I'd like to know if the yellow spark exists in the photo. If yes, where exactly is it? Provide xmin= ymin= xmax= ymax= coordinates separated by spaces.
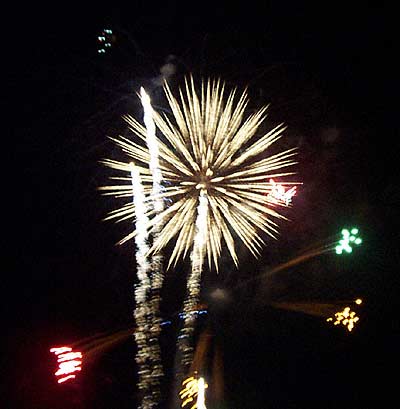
xmin=326 ymin=306 xmax=360 ymax=332
xmin=100 ymin=76 xmax=299 ymax=271
xmin=180 ymin=376 xmax=208 ymax=409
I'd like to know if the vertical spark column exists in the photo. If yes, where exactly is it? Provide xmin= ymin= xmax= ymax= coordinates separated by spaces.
xmin=196 ymin=377 xmax=207 ymax=409
xmin=178 ymin=189 xmax=209 ymax=371
xmin=140 ymin=88 xmax=165 ymax=398
xmin=130 ymin=163 xmax=154 ymax=409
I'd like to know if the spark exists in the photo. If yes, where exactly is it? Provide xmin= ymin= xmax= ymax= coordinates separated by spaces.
xmin=50 ymin=346 xmax=83 ymax=384
xmin=197 ymin=377 xmax=207 ymax=409
xmin=335 ymin=227 xmax=362 ymax=255
xmin=326 ymin=302 xmax=361 ymax=332
xmin=267 ymin=178 xmax=297 ymax=206
xmin=270 ymin=298 xmax=363 ymax=330
xmin=100 ymin=76 xmax=299 ymax=272
xmin=180 ymin=375 xmax=208 ymax=409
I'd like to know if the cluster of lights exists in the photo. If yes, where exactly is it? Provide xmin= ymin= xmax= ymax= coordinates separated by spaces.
xmin=267 ymin=178 xmax=296 ymax=206
xmin=335 ymin=228 xmax=362 ymax=254
xmin=97 ymin=29 xmax=113 ymax=54
xmin=326 ymin=299 xmax=362 ymax=332
xmin=50 ymin=346 xmax=82 ymax=384
xmin=180 ymin=375 xmax=208 ymax=409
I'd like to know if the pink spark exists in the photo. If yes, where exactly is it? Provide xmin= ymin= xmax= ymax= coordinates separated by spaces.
xmin=267 ymin=179 xmax=297 ymax=206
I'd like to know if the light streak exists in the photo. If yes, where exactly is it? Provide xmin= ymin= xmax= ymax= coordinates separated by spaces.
xmin=50 ymin=346 xmax=83 ymax=384
xmin=50 ymin=347 xmax=72 ymax=355
xmin=178 ymin=190 xmax=209 ymax=369
xmin=130 ymin=163 xmax=153 ymax=407
xmin=180 ymin=375 xmax=208 ymax=409
xmin=140 ymin=88 xmax=164 ymax=397
xmin=57 ymin=374 xmax=77 ymax=384
xmin=196 ymin=377 xmax=207 ymax=409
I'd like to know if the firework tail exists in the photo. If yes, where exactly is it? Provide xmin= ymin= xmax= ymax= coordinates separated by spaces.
xmin=177 ymin=190 xmax=209 ymax=374
xmin=140 ymin=87 xmax=165 ymax=400
xmin=130 ymin=163 xmax=156 ymax=409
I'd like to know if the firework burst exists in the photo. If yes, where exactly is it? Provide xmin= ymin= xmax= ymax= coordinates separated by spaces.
xmin=100 ymin=76 xmax=299 ymax=384
xmin=100 ymin=76 xmax=299 ymax=271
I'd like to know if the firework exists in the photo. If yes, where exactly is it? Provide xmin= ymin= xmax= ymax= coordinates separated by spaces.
xmin=129 ymin=163 xmax=157 ymax=409
xmin=270 ymin=298 xmax=363 ymax=332
xmin=177 ymin=190 xmax=209 ymax=367
xmin=100 ymin=76 xmax=298 ymax=271
xmin=140 ymin=88 xmax=164 ymax=398
xmin=335 ymin=228 xmax=362 ymax=255
xmin=267 ymin=178 xmax=296 ymax=205
xmin=100 ymin=76 xmax=299 ymax=380
xmin=180 ymin=375 xmax=208 ymax=409
xmin=326 ymin=300 xmax=362 ymax=332
xmin=50 ymin=347 xmax=83 ymax=384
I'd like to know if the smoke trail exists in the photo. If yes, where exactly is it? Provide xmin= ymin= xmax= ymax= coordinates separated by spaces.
xmin=140 ymin=88 xmax=165 ymax=398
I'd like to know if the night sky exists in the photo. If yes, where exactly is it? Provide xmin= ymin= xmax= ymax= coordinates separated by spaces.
xmin=7 ymin=3 xmax=399 ymax=408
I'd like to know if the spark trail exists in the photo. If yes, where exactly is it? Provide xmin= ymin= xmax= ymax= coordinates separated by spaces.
xmin=177 ymin=190 xmax=209 ymax=371
xmin=130 ymin=163 xmax=154 ymax=409
xmin=140 ymin=88 xmax=164 ymax=399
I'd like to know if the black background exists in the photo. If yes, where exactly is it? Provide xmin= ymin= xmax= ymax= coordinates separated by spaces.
xmin=7 ymin=3 xmax=399 ymax=408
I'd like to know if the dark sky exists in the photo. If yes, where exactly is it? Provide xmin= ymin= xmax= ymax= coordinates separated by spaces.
xmin=7 ymin=3 xmax=399 ymax=408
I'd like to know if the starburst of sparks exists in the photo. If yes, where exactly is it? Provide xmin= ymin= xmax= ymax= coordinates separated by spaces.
xmin=100 ymin=76 xmax=299 ymax=271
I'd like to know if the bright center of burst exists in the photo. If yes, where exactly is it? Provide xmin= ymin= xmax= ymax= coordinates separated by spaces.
xmin=195 ymin=168 xmax=214 ymax=190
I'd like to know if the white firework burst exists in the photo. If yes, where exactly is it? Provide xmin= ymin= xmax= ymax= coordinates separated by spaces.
xmin=100 ymin=76 xmax=298 ymax=271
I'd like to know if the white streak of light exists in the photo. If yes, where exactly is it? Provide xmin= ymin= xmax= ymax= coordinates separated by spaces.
xmin=131 ymin=163 xmax=151 ymax=298
xmin=179 ymin=190 xmax=209 ymax=367
xmin=196 ymin=377 xmax=207 ymax=409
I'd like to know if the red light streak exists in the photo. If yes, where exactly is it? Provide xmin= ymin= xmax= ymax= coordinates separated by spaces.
xmin=57 ymin=351 xmax=82 ymax=362
xmin=50 ymin=347 xmax=72 ymax=354
xmin=50 ymin=346 xmax=83 ymax=384
xmin=57 ymin=374 xmax=76 ymax=384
